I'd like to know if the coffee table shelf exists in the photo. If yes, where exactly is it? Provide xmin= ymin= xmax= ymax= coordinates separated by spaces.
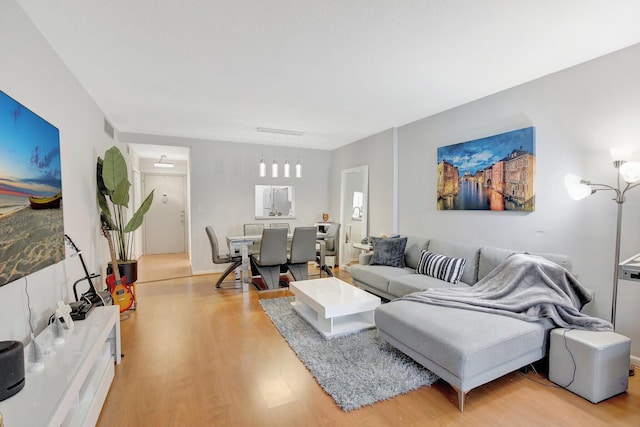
xmin=290 ymin=277 xmax=381 ymax=338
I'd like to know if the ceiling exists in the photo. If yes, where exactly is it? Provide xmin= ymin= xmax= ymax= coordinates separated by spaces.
xmin=17 ymin=0 xmax=640 ymax=151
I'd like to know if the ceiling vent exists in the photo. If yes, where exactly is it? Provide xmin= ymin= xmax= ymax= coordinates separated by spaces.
xmin=103 ymin=118 xmax=114 ymax=139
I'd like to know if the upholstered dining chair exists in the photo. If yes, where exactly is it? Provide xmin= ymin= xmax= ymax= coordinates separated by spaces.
xmin=269 ymin=222 xmax=291 ymax=232
xmin=316 ymin=223 xmax=340 ymax=276
xmin=270 ymin=222 xmax=292 ymax=254
xmin=205 ymin=226 xmax=242 ymax=289
xmin=243 ymin=223 xmax=264 ymax=235
xmin=286 ymin=227 xmax=317 ymax=281
xmin=250 ymin=228 xmax=288 ymax=290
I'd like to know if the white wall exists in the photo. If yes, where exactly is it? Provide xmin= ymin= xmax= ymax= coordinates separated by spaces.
xmin=0 ymin=0 xmax=115 ymax=341
xmin=331 ymin=129 xmax=395 ymax=238
xmin=118 ymin=132 xmax=332 ymax=274
xmin=395 ymin=43 xmax=640 ymax=359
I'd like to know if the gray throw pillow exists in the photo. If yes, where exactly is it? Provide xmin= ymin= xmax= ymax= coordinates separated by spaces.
xmin=369 ymin=237 xmax=408 ymax=268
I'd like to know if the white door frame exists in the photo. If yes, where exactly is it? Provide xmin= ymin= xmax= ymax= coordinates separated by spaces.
xmin=142 ymin=172 xmax=189 ymax=254
xmin=339 ymin=165 xmax=369 ymax=270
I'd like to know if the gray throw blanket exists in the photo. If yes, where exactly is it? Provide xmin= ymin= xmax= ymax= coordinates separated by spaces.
xmin=400 ymin=253 xmax=613 ymax=331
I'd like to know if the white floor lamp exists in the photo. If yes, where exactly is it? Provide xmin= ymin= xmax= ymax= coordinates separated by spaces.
xmin=565 ymin=148 xmax=640 ymax=329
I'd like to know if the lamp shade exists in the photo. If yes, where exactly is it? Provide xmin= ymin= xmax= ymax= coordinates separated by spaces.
xmin=620 ymin=161 xmax=640 ymax=183
xmin=272 ymin=159 xmax=278 ymax=178
xmin=610 ymin=147 xmax=632 ymax=162
xmin=259 ymin=159 xmax=266 ymax=177
xmin=284 ymin=160 xmax=290 ymax=178
xmin=295 ymin=160 xmax=302 ymax=178
xmin=564 ymin=173 xmax=593 ymax=200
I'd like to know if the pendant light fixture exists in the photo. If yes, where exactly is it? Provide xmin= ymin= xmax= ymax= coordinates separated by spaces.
xmin=257 ymin=127 xmax=304 ymax=178
xmin=295 ymin=134 xmax=302 ymax=178
xmin=284 ymin=159 xmax=290 ymax=177
xmin=271 ymin=133 xmax=278 ymax=178
xmin=258 ymin=131 xmax=266 ymax=177
xmin=283 ymin=134 xmax=291 ymax=177
xmin=296 ymin=159 xmax=302 ymax=178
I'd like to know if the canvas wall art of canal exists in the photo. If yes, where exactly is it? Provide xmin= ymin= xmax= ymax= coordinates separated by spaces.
xmin=437 ymin=127 xmax=535 ymax=211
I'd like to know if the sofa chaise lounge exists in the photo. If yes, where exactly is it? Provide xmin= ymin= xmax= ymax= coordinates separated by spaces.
xmin=350 ymin=237 xmax=605 ymax=411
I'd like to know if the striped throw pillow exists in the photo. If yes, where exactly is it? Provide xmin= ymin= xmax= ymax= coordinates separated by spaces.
xmin=416 ymin=250 xmax=466 ymax=284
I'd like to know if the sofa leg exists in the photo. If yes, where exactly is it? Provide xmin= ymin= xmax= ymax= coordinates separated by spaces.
xmin=452 ymin=386 xmax=465 ymax=412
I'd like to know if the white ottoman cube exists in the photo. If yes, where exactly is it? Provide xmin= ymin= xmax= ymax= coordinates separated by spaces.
xmin=549 ymin=328 xmax=631 ymax=403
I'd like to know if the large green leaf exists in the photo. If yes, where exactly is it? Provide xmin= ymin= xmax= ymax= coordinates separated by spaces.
xmin=102 ymin=146 xmax=128 ymax=194
xmin=124 ymin=190 xmax=155 ymax=233
xmin=96 ymin=157 xmax=111 ymax=196
xmin=97 ymin=189 xmax=112 ymax=220
xmin=111 ymin=177 xmax=131 ymax=207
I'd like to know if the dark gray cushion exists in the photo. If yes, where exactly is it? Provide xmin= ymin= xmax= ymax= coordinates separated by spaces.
xmin=370 ymin=237 xmax=408 ymax=268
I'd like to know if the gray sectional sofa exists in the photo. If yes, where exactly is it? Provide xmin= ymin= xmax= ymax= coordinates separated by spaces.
xmin=349 ymin=237 xmax=575 ymax=411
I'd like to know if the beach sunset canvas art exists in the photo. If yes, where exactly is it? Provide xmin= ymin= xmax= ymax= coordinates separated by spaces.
xmin=0 ymin=90 xmax=64 ymax=287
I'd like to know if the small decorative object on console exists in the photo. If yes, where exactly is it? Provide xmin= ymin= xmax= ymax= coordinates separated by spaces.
xmin=55 ymin=301 xmax=74 ymax=330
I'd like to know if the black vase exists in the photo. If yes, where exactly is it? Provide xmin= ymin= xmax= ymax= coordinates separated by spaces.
xmin=107 ymin=261 xmax=138 ymax=284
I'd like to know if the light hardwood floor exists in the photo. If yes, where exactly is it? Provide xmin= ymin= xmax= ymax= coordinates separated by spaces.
xmin=136 ymin=253 xmax=192 ymax=283
xmin=97 ymin=264 xmax=640 ymax=426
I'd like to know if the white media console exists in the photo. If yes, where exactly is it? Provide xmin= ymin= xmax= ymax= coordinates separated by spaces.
xmin=0 ymin=306 xmax=121 ymax=426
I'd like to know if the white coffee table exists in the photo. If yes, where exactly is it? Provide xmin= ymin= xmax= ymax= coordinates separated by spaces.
xmin=289 ymin=277 xmax=381 ymax=338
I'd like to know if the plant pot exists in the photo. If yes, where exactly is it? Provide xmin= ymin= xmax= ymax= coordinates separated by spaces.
xmin=107 ymin=260 xmax=138 ymax=284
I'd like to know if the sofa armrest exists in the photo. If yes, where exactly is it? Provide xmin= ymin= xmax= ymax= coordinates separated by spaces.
xmin=359 ymin=253 xmax=374 ymax=265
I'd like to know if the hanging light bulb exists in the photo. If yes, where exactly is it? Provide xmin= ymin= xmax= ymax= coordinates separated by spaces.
xmin=283 ymin=134 xmax=290 ymax=178
xmin=284 ymin=159 xmax=290 ymax=177
xmin=295 ymin=133 xmax=302 ymax=178
xmin=259 ymin=158 xmax=266 ymax=177
xmin=258 ymin=130 xmax=266 ymax=177
xmin=272 ymin=158 xmax=278 ymax=177
xmin=296 ymin=160 xmax=302 ymax=178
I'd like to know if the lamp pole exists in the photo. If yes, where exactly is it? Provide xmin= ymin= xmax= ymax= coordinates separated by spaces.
xmin=611 ymin=199 xmax=623 ymax=329
xmin=574 ymin=160 xmax=637 ymax=330
xmin=567 ymin=151 xmax=640 ymax=330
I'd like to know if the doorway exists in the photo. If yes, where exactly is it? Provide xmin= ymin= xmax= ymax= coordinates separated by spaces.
xmin=339 ymin=165 xmax=369 ymax=269
xmin=143 ymin=174 xmax=187 ymax=254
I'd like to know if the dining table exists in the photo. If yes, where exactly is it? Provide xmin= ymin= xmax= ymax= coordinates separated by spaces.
xmin=226 ymin=232 xmax=329 ymax=291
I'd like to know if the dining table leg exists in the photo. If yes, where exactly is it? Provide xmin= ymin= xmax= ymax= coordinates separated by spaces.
xmin=318 ymin=240 xmax=326 ymax=277
xmin=241 ymin=244 xmax=249 ymax=292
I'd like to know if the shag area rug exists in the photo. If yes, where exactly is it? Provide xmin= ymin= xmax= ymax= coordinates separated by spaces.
xmin=259 ymin=297 xmax=439 ymax=411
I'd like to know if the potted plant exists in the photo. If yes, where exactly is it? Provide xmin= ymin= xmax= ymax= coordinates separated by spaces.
xmin=97 ymin=145 xmax=154 ymax=283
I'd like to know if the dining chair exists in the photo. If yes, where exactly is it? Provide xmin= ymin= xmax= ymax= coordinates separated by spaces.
xmin=250 ymin=228 xmax=288 ymax=290
xmin=269 ymin=222 xmax=291 ymax=232
xmin=243 ymin=223 xmax=264 ymax=255
xmin=244 ymin=223 xmax=264 ymax=235
xmin=270 ymin=222 xmax=292 ymax=255
xmin=286 ymin=227 xmax=318 ymax=281
xmin=205 ymin=226 xmax=242 ymax=289
xmin=317 ymin=223 xmax=340 ymax=276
